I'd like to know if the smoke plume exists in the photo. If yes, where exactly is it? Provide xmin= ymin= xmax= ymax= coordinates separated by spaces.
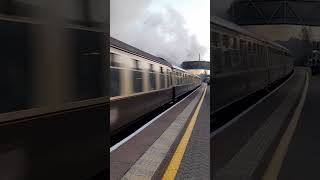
xmin=110 ymin=0 xmax=207 ymax=66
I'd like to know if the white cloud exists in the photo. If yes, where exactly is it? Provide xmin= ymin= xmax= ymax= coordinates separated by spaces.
xmin=110 ymin=0 xmax=210 ymax=65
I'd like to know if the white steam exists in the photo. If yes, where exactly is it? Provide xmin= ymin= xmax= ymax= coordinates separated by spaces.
xmin=110 ymin=0 xmax=207 ymax=66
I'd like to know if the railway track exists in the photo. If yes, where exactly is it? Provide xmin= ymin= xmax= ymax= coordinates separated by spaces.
xmin=211 ymin=71 xmax=294 ymax=135
xmin=110 ymin=86 xmax=201 ymax=150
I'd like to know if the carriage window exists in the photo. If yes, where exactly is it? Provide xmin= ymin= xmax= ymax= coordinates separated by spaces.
xmin=149 ymin=73 xmax=156 ymax=91
xmin=0 ymin=18 xmax=34 ymax=113
xmin=180 ymin=73 xmax=183 ymax=84
xmin=110 ymin=53 xmax=121 ymax=96
xmin=222 ymin=35 xmax=229 ymax=48
xmin=212 ymin=32 xmax=220 ymax=47
xmin=110 ymin=53 xmax=121 ymax=67
xmin=0 ymin=1 xmax=106 ymax=112
xmin=132 ymin=60 xmax=143 ymax=93
xmin=181 ymin=73 xmax=184 ymax=84
xmin=111 ymin=66 xmax=121 ymax=97
xmin=134 ymin=59 xmax=140 ymax=70
xmin=240 ymin=40 xmax=246 ymax=53
xmin=169 ymin=72 xmax=172 ymax=86
xmin=233 ymin=37 xmax=238 ymax=49
xmin=149 ymin=63 xmax=154 ymax=72
xmin=166 ymin=69 xmax=170 ymax=87
xmin=182 ymin=73 xmax=186 ymax=84
xmin=149 ymin=64 xmax=156 ymax=90
xmin=248 ymin=42 xmax=251 ymax=53
xmin=160 ymin=67 xmax=165 ymax=89
xmin=175 ymin=72 xmax=179 ymax=85
xmin=182 ymin=73 xmax=184 ymax=84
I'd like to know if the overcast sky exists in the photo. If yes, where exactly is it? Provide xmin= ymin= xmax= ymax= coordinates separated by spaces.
xmin=111 ymin=0 xmax=210 ymax=65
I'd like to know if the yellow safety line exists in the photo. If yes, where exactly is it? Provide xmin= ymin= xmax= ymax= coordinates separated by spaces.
xmin=262 ymin=72 xmax=309 ymax=180
xmin=162 ymin=85 xmax=207 ymax=180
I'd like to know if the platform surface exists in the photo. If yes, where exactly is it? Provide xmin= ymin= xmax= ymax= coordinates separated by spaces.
xmin=175 ymin=85 xmax=210 ymax=179
xmin=110 ymin=85 xmax=209 ymax=179
xmin=279 ymin=73 xmax=320 ymax=179
xmin=211 ymin=68 xmax=308 ymax=180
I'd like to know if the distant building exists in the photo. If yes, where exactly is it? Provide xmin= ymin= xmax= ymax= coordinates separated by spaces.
xmin=181 ymin=61 xmax=210 ymax=80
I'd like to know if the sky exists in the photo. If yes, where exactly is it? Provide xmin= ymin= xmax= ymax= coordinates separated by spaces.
xmin=110 ymin=0 xmax=210 ymax=66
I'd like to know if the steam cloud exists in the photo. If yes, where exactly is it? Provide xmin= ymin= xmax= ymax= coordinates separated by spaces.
xmin=110 ymin=0 xmax=207 ymax=66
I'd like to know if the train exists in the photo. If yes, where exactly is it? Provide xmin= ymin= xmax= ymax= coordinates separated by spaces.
xmin=0 ymin=1 xmax=107 ymax=179
xmin=211 ymin=16 xmax=294 ymax=114
xmin=110 ymin=37 xmax=202 ymax=135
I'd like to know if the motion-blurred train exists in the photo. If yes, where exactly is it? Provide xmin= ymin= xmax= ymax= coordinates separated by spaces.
xmin=110 ymin=37 xmax=202 ymax=135
xmin=0 ymin=1 xmax=107 ymax=179
xmin=211 ymin=16 xmax=294 ymax=114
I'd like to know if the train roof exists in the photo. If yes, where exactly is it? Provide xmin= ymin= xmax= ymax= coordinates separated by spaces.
xmin=110 ymin=37 xmax=172 ymax=67
xmin=172 ymin=65 xmax=201 ymax=78
xmin=172 ymin=65 xmax=188 ymax=72
xmin=211 ymin=16 xmax=290 ymax=53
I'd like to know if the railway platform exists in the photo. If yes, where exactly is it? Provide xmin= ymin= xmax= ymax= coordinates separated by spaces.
xmin=277 ymin=69 xmax=320 ymax=179
xmin=212 ymin=67 xmax=310 ymax=180
xmin=110 ymin=84 xmax=209 ymax=179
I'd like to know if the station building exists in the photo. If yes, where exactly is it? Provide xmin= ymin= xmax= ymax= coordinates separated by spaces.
xmin=181 ymin=61 xmax=210 ymax=80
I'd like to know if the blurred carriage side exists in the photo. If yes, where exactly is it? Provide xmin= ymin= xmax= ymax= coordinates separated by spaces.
xmin=211 ymin=16 xmax=294 ymax=114
xmin=0 ymin=1 xmax=108 ymax=179
xmin=110 ymin=37 xmax=201 ymax=135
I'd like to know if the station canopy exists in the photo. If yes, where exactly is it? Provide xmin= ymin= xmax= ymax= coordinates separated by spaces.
xmin=230 ymin=0 xmax=320 ymax=26
xmin=181 ymin=61 xmax=210 ymax=70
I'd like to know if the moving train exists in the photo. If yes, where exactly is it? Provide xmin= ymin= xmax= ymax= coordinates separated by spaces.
xmin=211 ymin=16 xmax=294 ymax=114
xmin=110 ymin=37 xmax=201 ymax=135
xmin=0 ymin=1 xmax=107 ymax=179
